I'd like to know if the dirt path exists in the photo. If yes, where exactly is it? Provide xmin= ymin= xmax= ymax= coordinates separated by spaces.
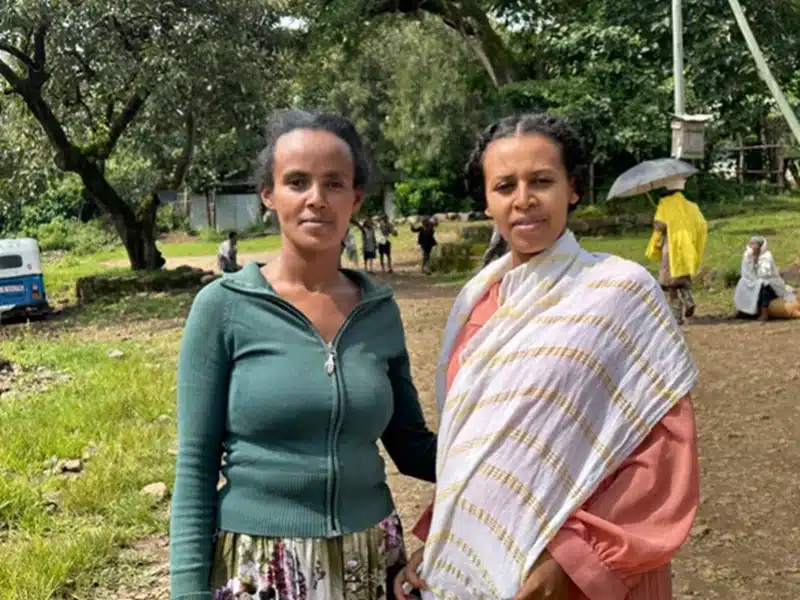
xmin=90 ymin=264 xmax=800 ymax=600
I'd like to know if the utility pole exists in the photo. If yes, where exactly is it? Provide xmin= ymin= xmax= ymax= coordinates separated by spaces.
xmin=727 ymin=0 xmax=800 ymax=146
xmin=672 ymin=0 xmax=685 ymax=116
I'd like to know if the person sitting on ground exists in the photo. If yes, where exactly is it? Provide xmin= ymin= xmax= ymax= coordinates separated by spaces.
xmin=734 ymin=236 xmax=796 ymax=322
xmin=410 ymin=218 xmax=438 ymax=274
xmin=376 ymin=214 xmax=398 ymax=273
xmin=217 ymin=231 xmax=241 ymax=273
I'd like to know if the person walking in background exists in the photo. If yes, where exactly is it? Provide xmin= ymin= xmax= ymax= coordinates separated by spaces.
xmin=377 ymin=214 xmax=398 ymax=273
xmin=410 ymin=218 xmax=437 ymax=274
xmin=395 ymin=113 xmax=699 ymax=600
xmin=217 ymin=231 xmax=241 ymax=273
xmin=645 ymin=180 xmax=707 ymax=324
xmin=171 ymin=110 xmax=437 ymax=600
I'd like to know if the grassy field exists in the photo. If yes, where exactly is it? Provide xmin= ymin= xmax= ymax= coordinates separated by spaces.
xmin=1 ymin=197 xmax=799 ymax=599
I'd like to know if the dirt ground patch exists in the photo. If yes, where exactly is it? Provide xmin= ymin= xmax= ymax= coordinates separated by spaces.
xmin=89 ymin=251 xmax=800 ymax=600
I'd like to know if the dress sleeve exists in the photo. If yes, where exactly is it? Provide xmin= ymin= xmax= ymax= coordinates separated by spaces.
xmin=170 ymin=285 xmax=232 ymax=600
xmin=381 ymin=302 xmax=437 ymax=483
xmin=547 ymin=396 xmax=699 ymax=600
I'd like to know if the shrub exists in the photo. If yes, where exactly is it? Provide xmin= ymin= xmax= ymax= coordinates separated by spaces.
xmin=156 ymin=203 xmax=190 ymax=234
xmin=430 ymin=241 xmax=477 ymax=273
xmin=28 ymin=217 xmax=117 ymax=255
xmin=197 ymin=227 xmax=226 ymax=243
xmin=393 ymin=179 xmax=471 ymax=216
xmin=459 ymin=224 xmax=494 ymax=243
xmin=572 ymin=204 xmax=607 ymax=219
xmin=723 ymin=268 xmax=740 ymax=289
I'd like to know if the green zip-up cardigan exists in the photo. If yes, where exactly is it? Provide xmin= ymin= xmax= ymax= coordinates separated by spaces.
xmin=170 ymin=263 xmax=437 ymax=600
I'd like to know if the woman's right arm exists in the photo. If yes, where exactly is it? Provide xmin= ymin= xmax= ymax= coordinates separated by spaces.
xmin=170 ymin=285 xmax=232 ymax=600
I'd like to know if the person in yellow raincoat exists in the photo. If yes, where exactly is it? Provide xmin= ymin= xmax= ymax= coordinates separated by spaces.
xmin=645 ymin=180 xmax=708 ymax=324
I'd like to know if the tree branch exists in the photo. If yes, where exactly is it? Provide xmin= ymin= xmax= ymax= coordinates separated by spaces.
xmin=0 ymin=42 xmax=36 ymax=72
xmin=67 ymin=48 xmax=96 ymax=79
xmin=73 ymin=82 xmax=97 ymax=132
xmin=33 ymin=22 xmax=48 ymax=70
xmin=349 ymin=0 xmax=517 ymax=86
xmin=102 ymin=90 xmax=150 ymax=157
xmin=105 ymin=101 xmax=115 ymax=127
xmin=166 ymin=103 xmax=197 ymax=189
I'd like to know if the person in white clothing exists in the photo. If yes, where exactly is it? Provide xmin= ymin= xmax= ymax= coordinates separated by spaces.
xmin=733 ymin=236 xmax=795 ymax=322
xmin=217 ymin=231 xmax=240 ymax=273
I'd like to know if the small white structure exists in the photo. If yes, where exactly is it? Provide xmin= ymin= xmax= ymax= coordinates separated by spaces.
xmin=671 ymin=114 xmax=713 ymax=160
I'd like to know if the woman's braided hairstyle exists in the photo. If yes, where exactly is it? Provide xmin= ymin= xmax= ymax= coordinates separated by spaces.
xmin=465 ymin=113 xmax=588 ymax=266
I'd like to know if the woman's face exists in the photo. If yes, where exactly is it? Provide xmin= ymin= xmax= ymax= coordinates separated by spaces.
xmin=262 ymin=129 xmax=362 ymax=254
xmin=482 ymin=133 xmax=578 ymax=265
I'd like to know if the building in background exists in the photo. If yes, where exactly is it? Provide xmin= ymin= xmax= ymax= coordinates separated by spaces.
xmin=161 ymin=180 xmax=263 ymax=233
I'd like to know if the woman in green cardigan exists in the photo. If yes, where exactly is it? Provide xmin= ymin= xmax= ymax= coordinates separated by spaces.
xmin=170 ymin=110 xmax=437 ymax=600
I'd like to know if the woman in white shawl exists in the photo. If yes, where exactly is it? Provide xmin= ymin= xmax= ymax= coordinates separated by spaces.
xmin=395 ymin=114 xmax=699 ymax=600
xmin=734 ymin=236 xmax=796 ymax=321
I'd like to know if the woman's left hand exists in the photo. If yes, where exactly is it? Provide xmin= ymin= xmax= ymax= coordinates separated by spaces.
xmin=513 ymin=550 xmax=570 ymax=600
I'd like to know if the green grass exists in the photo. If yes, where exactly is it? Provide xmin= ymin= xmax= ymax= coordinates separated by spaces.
xmin=0 ymin=331 xmax=178 ymax=598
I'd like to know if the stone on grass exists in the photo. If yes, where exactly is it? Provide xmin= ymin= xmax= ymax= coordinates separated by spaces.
xmin=57 ymin=458 xmax=83 ymax=474
xmin=141 ymin=482 xmax=169 ymax=505
xmin=43 ymin=490 xmax=63 ymax=513
xmin=107 ymin=349 xmax=125 ymax=359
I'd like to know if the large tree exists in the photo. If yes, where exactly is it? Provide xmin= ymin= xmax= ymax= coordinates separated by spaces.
xmin=0 ymin=0 xmax=288 ymax=268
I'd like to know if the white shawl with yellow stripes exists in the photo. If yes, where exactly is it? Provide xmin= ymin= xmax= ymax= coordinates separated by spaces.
xmin=420 ymin=230 xmax=697 ymax=599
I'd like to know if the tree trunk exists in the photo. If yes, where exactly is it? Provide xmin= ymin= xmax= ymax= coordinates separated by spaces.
xmin=74 ymin=158 xmax=164 ymax=270
xmin=119 ymin=216 xmax=165 ymax=270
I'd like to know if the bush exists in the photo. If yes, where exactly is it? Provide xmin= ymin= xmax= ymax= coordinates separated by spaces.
xmin=393 ymin=178 xmax=470 ymax=216
xmin=723 ymin=268 xmax=740 ymax=289
xmin=197 ymin=227 xmax=226 ymax=243
xmin=156 ymin=203 xmax=190 ymax=234
xmin=28 ymin=217 xmax=117 ymax=255
xmin=430 ymin=241 xmax=477 ymax=273
xmin=572 ymin=204 xmax=607 ymax=219
xmin=459 ymin=224 xmax=495 ymax=243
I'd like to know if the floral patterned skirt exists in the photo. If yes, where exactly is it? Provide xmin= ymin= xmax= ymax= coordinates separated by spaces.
xmin=211 ymin=513 xmax=406 ymax=600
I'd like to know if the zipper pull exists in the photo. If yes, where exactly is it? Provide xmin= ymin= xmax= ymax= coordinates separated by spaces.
xmin=325 ymin=346 xmax=336 ymax=375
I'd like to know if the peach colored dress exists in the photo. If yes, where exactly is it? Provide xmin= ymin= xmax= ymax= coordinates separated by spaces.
xmin=414 ymin=282 xmax=699 ymax=600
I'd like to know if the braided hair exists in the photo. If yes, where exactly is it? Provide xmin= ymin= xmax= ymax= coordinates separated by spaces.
xmin=465 ymin=114 xmax=588 ymax=266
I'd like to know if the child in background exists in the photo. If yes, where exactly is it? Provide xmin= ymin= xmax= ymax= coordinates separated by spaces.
xmin=376 ymin=214 xmax=398 ymax=274
xmin=360 ymin=218 xmax=377 ymax=272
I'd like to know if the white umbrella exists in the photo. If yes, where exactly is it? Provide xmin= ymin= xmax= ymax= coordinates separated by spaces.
xmin=607 ymin=158 xmax=698 ymax=200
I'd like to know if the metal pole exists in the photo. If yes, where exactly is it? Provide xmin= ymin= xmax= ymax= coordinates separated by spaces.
xmin=672 ymin=0 xmax=685 ymax=116
xmin=727 ymin=0 xmax=800 ymax=146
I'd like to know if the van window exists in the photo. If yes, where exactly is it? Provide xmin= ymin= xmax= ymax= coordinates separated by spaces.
xmin=0 ymin=254 xmax=23 ymax=270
